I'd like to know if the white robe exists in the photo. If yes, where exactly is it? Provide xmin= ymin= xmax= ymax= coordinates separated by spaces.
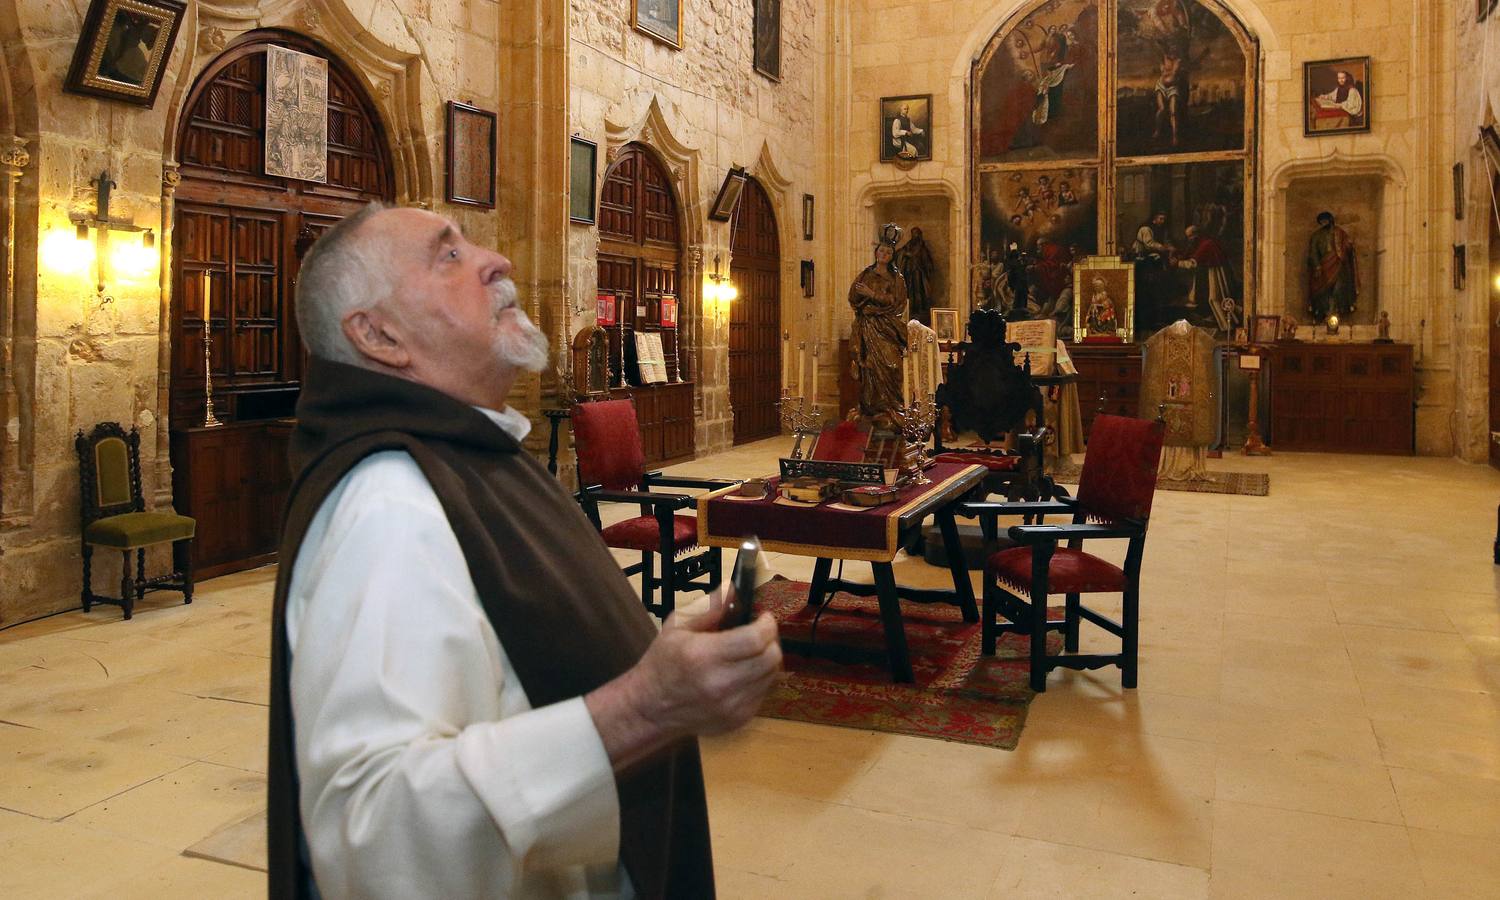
xmin=285 ymin=406 xmax=632 ymax=900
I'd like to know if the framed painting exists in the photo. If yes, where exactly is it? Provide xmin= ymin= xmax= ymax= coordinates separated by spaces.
xmin=1072 ymin=256 xmax=1134 ymax=342
xmin=974 ymin=0 xmax=1098 ymax=164
xmin=754 ymin=0 xmax=781 ymax=81
xmin=708 ymin=166 xmax=748 ymax=222
xmin=445 ymin=102 xmax=496 ymax=208
xmin=265 ymin=45 xmax=329 ymax=183
xmin=930 ymin=308 xmax=960 ymax=343
xmin=597 ymin=292 xmax=617 ymax=327
xmin=1304 ymin=57 xmax=1370 ymax=136
xmin=661 ymin=296 xmax=678 ymax=328
xmin=633 ymin=0 xmax=682 ymax=49
xmin=1454 ymin=163 xmax=1464 ymax=221
xmin=881 ymin=94 xmax=932 ymax=163
xmin=802 ymin=193 xmax=814 ymax=240
xmin=1250 ymin=314 xmax=1280 ymax=345
xmin=64 ymin=0 xmax=185 ymax=107
xmin=799 ymin=259 xmax=815 ymax=298
xmin=569 ymin=136 xmax=598 ymax=224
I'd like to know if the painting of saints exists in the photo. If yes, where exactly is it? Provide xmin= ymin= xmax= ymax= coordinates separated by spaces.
xmin=1085 ymin=277 xmax=1119 ymax=335
xmin=976 ymin=0 xmax=1099 ymax=163
xmin=1116 ymin=0 xmax=1247 ymax=156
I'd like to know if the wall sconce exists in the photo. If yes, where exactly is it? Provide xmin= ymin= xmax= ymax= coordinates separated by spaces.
xmin=704 ymin=253 xmax=737 ymax=323
xmin=66 ymin=170 xmax=157 ymax=296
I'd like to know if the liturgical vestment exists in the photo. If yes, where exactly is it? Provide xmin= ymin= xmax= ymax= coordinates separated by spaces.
xmin=269 ymin=358 xmax=715 ymax=900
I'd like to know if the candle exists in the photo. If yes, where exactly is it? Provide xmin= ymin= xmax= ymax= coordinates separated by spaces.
xmin=797 ymin=341 xmax=807 ymax=399
xmin=201 ymin=270 xmax=211 ymax=321
xmin=810 ymin=343 xmax=820 ymax=404
xmin=901 ymin=351 xmax=910 ymax=406
xmin=781 ymin=331 xmax=790 ymax=390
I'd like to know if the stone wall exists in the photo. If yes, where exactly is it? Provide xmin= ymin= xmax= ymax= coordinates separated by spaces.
xmin=831 ymin=0 xmax=1463 ymax=456
xmin=567 ymin=0 xmax=823 ymax=459
xmin=0 ymin=0 xmax=521 ymax=625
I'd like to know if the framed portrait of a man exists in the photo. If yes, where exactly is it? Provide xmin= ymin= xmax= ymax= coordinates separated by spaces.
xmin=880 ymin=95 xmax=932 ymax=163
xmin=1072 ymin=256 xmax=1134 ymax=343
xmin=64 ymin=0 xmax=186 ymax=107
xmin=633 ymin=0 xmax=682 ymax=49
xmin=1304 ymin=57 xmax=1370 ymax=136
xmin=754 ymin=0 xmax=781 ymax=81
xmin=930 ymin=308 xmax=960 ymax=343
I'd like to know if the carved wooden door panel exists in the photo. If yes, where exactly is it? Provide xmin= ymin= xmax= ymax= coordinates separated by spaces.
xmin=729 ymin=178 xmax=781 ymax=444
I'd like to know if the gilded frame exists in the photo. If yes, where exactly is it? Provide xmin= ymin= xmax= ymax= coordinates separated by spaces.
xmin=1072 ymin=256 xmax=1135 ymax=342
xmin=64 ymin=0 xmax=186 ymax=107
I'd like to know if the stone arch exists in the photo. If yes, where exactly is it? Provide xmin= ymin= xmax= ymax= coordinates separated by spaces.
xmin=851 ymin=177 xmax=965 ymax=330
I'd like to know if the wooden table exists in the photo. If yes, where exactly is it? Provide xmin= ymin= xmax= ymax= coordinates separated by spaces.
xmin=696 ymin=462 xmax=986 ymax=682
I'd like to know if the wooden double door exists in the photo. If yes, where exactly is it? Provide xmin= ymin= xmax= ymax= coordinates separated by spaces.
xmin=729 ymin=178 xmax=782 ymax=444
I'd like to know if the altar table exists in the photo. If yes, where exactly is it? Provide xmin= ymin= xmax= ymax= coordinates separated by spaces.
xmin=696 ymin=462 xmax=986 ymax=682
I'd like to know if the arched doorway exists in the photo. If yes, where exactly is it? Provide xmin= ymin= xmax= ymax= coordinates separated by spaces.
xmin=170 ymin=32 xmax=393 ymax=578
xmin=728 ymin=176 xmax=781 ymax=444
xmin=596 ymin=142 xmax=694 ymax=465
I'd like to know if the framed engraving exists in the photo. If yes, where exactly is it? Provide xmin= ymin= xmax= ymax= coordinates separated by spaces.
xmin=708 ymin=166 xmax=748 ymax=222
xmin=633 ymin=0 xmax=682 ymax=49
xmin=446 ymin=101 xmax=496 ymax=208
xmin=570 ymin=136 xmax=598 ymax=224
xmin=597 ymin=292 xmax=617 ymax=327
xmin=64 ymin=0 xmax=185 ymax=107
xmin=264 ymin=45 xmax=329 ymax=183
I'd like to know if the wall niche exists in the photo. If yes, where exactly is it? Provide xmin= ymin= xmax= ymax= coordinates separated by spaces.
xmin=1281 ymin=174 xmax=1382 ymax=326
xmin=870 ymin=194 xmax=952 ymax=322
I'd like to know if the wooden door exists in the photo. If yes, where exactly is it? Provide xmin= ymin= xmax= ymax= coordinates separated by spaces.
xmin=729 ymin=177 xmax=782 ymax=444
xmin=1490 ymin=173 xmax=1500 ymax=469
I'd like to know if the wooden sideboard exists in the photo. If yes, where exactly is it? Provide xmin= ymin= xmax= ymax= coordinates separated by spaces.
xmin=1265 ymin=342 xmax=1414 ymax=454
xmin=612 ymin=382 xmax=696 ymax=467
xmin=171 ymin=420 xmax=294 ymax=579
xmin=1069 ymin=343 xmax=1144 ymax=439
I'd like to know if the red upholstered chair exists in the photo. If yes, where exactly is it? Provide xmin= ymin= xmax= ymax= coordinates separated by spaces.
xmin=572 ymin=399 xmax=729 ymax=618
xmin=961 ymin=415 xmax=1165 ymax=692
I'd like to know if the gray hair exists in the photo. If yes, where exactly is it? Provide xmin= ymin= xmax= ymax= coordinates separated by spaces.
xmin=294 ymin=202 xmax=394 ymax=365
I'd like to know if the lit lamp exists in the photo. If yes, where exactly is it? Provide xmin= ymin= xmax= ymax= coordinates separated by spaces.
xmin=66 ymin=170 xmax=157 ymax=296
xmin=705 ymin=253 xmax=737 ymax=324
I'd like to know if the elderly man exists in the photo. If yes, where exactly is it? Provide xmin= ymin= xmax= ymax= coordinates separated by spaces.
xmin=269 ymin=204 xmax=781 ymax=899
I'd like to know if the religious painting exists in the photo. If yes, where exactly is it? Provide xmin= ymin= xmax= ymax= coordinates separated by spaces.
xmin=931 ymin=308 xmax=960 ymax=343
xmin=800 ymin=259 xmax=815 ymax=298
xmin=633 ymin=0 xmax=682 ymax=49
xmin=1250 ymin=314 xmax=1280 ymax=345
xmin=1116 ymin=0 xmax=1248 ymax=157
xmin=1072 ymin=256 xmax=1134 ymax=342
xmin=754 ymin=0 xmax=781 ymax=81
xmin=1304 ymin=57 xmax=1370 ymax=136
xmin=569 ymin=136 xmax=598 ymax=224
xmin=445 ymin=102 xmax=496 ymax=208
xmin=708 ymin=166 xmax=748 ymax=221
xmin=880 ymin=95 xmax=933 ymax=164
xmin=265 ymin=45 xmax=329 ymax=183
xmin=661 ymin=296 xmax=678 ymax=328
xmin=64 ymin=0 xmax=185 ymax=107
xmin=597 ymin=292 xmax=617 ymax=327
xmin=802 ymin=193 xmax=815 ymax=240
xmin=974 ymin=0 xmax=1099 ymax=163
xmin=1116 ymin=159 xmax=1244 ymax=336
xmin=977 ymin=166 xmax=1098 ymax=340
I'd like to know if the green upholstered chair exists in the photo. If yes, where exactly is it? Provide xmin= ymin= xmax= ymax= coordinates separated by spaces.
xmin=76 ymin=423 xmax=196 ymax=620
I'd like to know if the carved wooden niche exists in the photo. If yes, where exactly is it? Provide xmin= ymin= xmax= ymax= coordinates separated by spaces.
xmin=571 ymin=324 xmax=611 ymax=398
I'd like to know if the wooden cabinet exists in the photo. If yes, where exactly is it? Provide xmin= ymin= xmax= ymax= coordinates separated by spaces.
xmin=171 ymin=421 xmax=293 ymax=578
xmin=1069 ymin=343 xmax=1143 ymax=439
xmin=1267 ymin=343 xmax=1413 ymax=454
xmin=611 ymin=383 xmax=695 ymax=467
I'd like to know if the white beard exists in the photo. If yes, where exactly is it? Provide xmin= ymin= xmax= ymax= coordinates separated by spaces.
xmin=490 ymin=277 xmax=549 ymax=373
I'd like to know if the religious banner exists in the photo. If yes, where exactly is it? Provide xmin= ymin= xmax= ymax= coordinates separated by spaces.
xmin=264 ymin=45 xmax=328 ymax=183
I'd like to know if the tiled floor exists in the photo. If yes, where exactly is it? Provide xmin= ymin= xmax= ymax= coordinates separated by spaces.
xmin=3 ymin=438 xmax=1499 ymax=898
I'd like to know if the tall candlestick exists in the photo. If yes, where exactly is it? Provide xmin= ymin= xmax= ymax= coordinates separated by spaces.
xmin=810 ymin=342 xmax=820 ymax=406
xmin=201 ymin=270 xmax=222 ymax=427
xmin=797 ymin=341 xmax=807 ymax=399
xmin=781 ymin=330 xmax=790 ymax=391
xmin=901 ymin=351 xmax=910 ymax=406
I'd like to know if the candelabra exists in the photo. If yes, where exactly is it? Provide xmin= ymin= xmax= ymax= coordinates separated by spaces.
xmin=200 ymin=271 xmax=222 ymax=428
xmin=898 ymin=396 xmax=937 ymax=485
xmin=614 ymin=314 xmax=627 ymax=389
xmin=777 ymin=389 xmax=825 ymax=459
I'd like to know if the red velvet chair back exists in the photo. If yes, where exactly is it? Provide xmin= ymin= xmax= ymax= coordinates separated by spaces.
xmin=1076 ymin=415 xmax=1166 ymax=525
xmin=572 ymin=400 xmax=646 ymax=491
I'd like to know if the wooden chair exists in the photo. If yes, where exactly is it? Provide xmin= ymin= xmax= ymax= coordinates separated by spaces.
xmin=76 ymin=423 xmax=196 ymax=620
xmin=962 ymin=415 xmax=1165 ymax=692
xmin=572 ymin=399 xmax=730 ymax=618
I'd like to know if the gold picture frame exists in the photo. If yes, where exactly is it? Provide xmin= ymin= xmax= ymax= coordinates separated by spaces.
xmin=1072 ymin=256 xmax=1135 ymax=343
xmin=64 ymin=0 xmax=186 ymax=107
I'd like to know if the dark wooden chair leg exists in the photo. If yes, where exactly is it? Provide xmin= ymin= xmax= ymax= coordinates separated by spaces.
xmin=136 ymin=549 xmax=146 ymax=598
xmin=1029 ymin=544 xmax=1055 ymax=692
xmin=1122 ymin=586 xmax=1140 ymax=689
xmin=119 ymin=550 xmax=134 ymax=620
xmin=176 ymin=538 xmax=194 ymax=603
xmin=981 ymin=579 xmax=998 ymax=656
xmin=806 ymin=557 xmax=832 ymax=608
xmin=1064 ymin=592 xmax=1081 ymax=652
xmin=639 ymin=551 xmax=655 ymax=611
xmin=81 ymin=543 xmax=94 ymax=612
xmin=659 ymin=539 xmax=677 ymax=619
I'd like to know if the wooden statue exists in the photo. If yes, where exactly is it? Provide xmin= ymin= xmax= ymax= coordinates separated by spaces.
xmin=847 ymin=224 xmax=909 ymax=421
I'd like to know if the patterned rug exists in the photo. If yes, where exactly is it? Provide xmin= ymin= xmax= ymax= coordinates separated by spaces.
xmin=755 ymin=577 xmax=1059 ymax=750
xmin=1054 ymin=469 xmax=1270 ymax=497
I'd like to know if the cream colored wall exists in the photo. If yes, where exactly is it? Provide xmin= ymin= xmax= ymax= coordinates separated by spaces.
xmin=829 ymin=0 xmax=1463 ymax=455
xmin=0 ymin=0 xmax=516 ymax=624
xmin=567 ymin=0 xmax=823 ymax=456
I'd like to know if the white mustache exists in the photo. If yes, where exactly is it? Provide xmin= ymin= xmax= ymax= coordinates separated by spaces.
xmin=490 ymin=277 xmax=519 ymax=315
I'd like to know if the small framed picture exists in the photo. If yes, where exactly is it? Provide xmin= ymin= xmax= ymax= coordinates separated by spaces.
xmin=445 ymin=101 xmax=496 ymax=208
xmin=880 ymin=94 xmax=932 ymax=164
xmin=569 ymin=136 xmax=598 ymax=224
xmin=1454 ymin=244 xmax=1467 ymax=291
xmin=799 ymin=260 xmax=815 ymax=298
xmin=1072 ymin=256 xmax=1135 ymax=342
xmin=1454 ymin=163 xmax=1465 ymax=221
xmin=708 ymin=166 xmax=748 ymax=222
xmin=632 ymin=0 xmax=682 ymax=49
xmin=754 ymin=0 xmax=781 ymax=81
xmin=661 ymin=296 xmax=678 ymax=328
xmin=802 ymin=193 xmax=814 ymax=241
xmin=64 ymin=0 xmax=186 ymax=107
xmin=930 ymin=308 xmax=960 ymax=343
xmin=1304 ymin=57 xmax=1370 ymax=136
xmin=1251 ymin=314 xmax=1281 ymax=345
xmin=597 ymin=293 xmax=617 ymax=327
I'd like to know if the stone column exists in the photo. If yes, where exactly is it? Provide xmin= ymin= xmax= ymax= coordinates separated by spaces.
xmin=153 ymin=162 xmax=180 ymax=509
xmin=1 ymin=136 xmax=30 ymax=527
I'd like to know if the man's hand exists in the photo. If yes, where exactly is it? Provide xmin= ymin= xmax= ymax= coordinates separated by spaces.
xmin=585 ymin=588 xmax=781 ymax=772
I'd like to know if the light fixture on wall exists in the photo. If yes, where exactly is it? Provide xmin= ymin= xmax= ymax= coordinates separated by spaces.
xmin=64 ymin=170 xmax=158 ymax=296
xmin=705 ymin=253 xmax=737 ymax=324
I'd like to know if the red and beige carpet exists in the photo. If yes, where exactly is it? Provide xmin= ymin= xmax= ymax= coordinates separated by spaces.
xmin=754 ymin=577 xmax=1060 ymax=750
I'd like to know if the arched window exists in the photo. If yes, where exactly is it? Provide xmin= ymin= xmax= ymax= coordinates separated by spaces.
xmin=971 ymin=0 xmax=1257 ymax=340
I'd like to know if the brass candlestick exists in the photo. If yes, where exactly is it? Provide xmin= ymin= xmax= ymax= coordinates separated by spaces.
xmin=201 ymin=271 xmax=222 ymax=428
xmin=898 ymin=396 xmax=937 ymax=485
xmin=777 ymin=389 xmax=825 ymax=459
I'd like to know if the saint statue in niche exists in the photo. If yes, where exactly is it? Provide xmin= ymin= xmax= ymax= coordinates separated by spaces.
xmin=1305 ymin=211 xmax=1359 ymax=321
xmin=848 ymin=225 xmax=910 ymax=420
xmin=896 ymin=227 xmax=937 ymax=326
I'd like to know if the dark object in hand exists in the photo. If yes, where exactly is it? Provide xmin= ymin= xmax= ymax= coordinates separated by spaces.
xmin=723 ymin=536 xmax=760 ymax=629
